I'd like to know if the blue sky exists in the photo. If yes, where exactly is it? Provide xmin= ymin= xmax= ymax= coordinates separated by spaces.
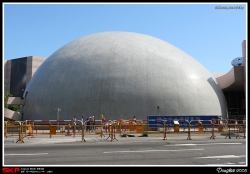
xmin=3 ymin=2 xmax=247 ymax=73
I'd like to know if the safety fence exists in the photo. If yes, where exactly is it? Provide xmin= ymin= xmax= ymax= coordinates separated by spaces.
xmin=4 ymin=119 xmax=246 ymax=143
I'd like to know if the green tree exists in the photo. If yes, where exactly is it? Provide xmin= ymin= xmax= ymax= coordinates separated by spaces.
xmin=4 ymin=80 xmax=12 ymax=108
xmin=8 ymin=105 xmax=20 ymax=112
xmin=4 ymin=80 xmax=20 ymax=112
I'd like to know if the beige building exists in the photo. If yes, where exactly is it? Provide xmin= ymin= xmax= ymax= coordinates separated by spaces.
xmin=4 ymin=56 xmax=46 ymax=120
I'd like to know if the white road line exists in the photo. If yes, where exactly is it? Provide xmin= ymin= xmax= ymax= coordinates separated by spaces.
xmin=207 ymin=162 xmax=246 ymax=165
xmin=194 ymin=155 xmax=246 ymax=159
xmin=4 ymin=153 xmax=48 ymax=156
xmin=104 ymin=149 xmax=204 ymax=153
xmin=164 ymin=143 xmax=242 ymax=146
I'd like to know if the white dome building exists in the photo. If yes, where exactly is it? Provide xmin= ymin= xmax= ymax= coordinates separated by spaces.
xmin=23 ymin=31 xmax=227 ymax=121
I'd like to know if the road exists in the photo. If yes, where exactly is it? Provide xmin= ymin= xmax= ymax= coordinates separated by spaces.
xmin=3 ymin=133 xmax=247 ymax=166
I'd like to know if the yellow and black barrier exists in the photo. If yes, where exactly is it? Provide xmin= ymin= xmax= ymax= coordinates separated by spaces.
xmin=4 ymin=119 xmax=246 ymax=143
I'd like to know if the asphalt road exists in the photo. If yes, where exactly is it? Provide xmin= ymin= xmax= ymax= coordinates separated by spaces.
xmin=3 ymin=132 xmax=247 ymax=166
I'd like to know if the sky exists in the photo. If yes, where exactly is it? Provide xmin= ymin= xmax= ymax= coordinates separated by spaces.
xmin=3 ymin=2 xmax=247 ymax=73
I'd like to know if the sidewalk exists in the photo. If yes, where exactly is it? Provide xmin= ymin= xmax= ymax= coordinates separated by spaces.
xmin=4 ymin=131 xmax=246 ymax=145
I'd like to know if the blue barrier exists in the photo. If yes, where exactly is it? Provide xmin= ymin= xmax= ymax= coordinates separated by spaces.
xmin=147 ymin=115 xmax=220 ymax=128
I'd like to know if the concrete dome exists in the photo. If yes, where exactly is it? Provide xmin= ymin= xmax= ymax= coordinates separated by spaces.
xmin=23 ymin=31 xmax=227 ymax=121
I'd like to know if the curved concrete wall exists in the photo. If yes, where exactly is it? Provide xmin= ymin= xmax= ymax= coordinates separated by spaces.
xmin=216 ymin=66 xmax=244 ymax=91
xmin=23 ymin=32 xmax=228 ymax=121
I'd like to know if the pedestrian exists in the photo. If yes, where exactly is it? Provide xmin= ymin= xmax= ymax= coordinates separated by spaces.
xmin=86 ymin=116 xmax=91 ymax=132
xmin=72 ymin=116 xmax=77 ymax=125
xmin=133 ymin=116 xmax=136 ymax=124
xmin=81 ymin=116 xmax=84 ymax=125
xmin=79 ymin=116 xmax=84 ymax=132
xmin=101 ymin=114 xmax=108 ymax=132
xmin=91 ymin=116 xmax=95 ymax=132
xmin=71 ymin=116 xmax=77 ymax=133
xmin=101 ymin=114 xmax=106 ymax=123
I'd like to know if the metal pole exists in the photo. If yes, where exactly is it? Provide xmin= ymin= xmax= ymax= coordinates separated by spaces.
xmin=55 ymin=108 xmax=61 ymax=132
xmin=236 ymin=120 xmax=240 ymax=139
xmin=57 ymin=109 xmax=59 ymax=132
xmin=16 ymin=121 xmax=24 ymax=143
xmin=243 ymin=124 xmax=246 ymax=139
xmin=210 ymin=120 xmax=216 ymax=139
xmin=186 ymin=120 xmax=192 ymax=140
xmin=111 ymin=124 xmax=114 ymax=142
xmin=163 ymin=121 xmax=167 ymax=140
xmin=4 ymin=121 xmax=8 ymax=138
xmin=81 ymin=124 xmax=86 ymax=142
xmin=225 ymin=121 xmax=231 ymax=139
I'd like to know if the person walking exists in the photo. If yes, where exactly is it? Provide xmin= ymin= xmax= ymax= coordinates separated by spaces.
xmin=79 ymin=116 xmax=84 ymax=132
xmin=81 ymin=116 xmax=84 ymax=125
xmin=86 ymin=116 xmax=91 ymax=132
xmin=91 ymin=116 xmax=95 ymax=132
xmin=133 ymin=116 xmax=136 ymax=124
xmin=72 ymin=116 xmax=77 ymax=125
xmin=71 ymin=116 xmax=77 ymax=133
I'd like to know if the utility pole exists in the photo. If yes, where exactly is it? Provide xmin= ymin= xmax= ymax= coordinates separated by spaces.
xmin=55 ymin=108 xmax=61 ymax=132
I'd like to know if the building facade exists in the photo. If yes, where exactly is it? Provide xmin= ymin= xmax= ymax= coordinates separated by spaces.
xmin=4 ymin=34 xmax=246 ymax=122
xmin=4 ymin=56 xmax=46 ymax=120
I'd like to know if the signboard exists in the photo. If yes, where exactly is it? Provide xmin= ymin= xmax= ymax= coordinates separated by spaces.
xmin=174 ymin=121 xmax=179 ymax=125
xmin=147 ymin=115 xmax=220 ymax=128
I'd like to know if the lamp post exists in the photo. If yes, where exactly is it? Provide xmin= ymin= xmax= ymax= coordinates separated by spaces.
xmin=55 ymin=108 xmax=61 ymax=132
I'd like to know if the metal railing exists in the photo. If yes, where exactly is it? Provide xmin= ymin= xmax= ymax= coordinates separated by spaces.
xmin=4 ymin=118 xmax=246 ymax=143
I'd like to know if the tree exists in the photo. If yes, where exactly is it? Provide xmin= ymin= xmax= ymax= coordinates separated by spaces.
xmin=4 ymin=80 xmax=20 ymax=111
xmin=4 ymin=80 xmax=12 ymax=108
xmin=8 ymin=105 xmax=20 ymax=112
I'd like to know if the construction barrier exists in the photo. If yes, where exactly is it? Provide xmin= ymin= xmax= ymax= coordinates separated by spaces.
xmin=174 ymin=124 xmax=179 ymax=132
xmin=136 ymin=125 xmax=142 ymax=133
xmin=95 ymin=126 xmax=102 ymax=134
xmin=129 ymin=125 xmax=134 ymax=131
xmin=60 ymin=126 xmax=65 ymax=133
xmin=218 ymin=124 xmax=223 ymax=132
xmin=3 ymin=118 xmax=246 ymax=143
xmin=199 ymin=125 xmax=203 ymax=133
xmin=50 ymin=125 xmax=56 ymax=138
xmin=239 ymin=126 xmax=244 ymax=133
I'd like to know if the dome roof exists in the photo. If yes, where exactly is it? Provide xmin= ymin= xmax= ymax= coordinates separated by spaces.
xmin=23 ymin=31 xmax=227 ymax=120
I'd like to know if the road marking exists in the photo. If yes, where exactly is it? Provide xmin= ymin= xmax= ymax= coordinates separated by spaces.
xmin=207 ymin=162 xmax=246 ymax=165
xmin=104 ymin=149 xmax=204 ymax=153
xmin=238 ymin=162 xmax=247 ymax=164
xmin=164 ymin=143 xmax=242 ymax=146
xmin=194 ymin=155 xmax=246 ymax=159
xmin=4 ymin=153 xmax=48 ymax=156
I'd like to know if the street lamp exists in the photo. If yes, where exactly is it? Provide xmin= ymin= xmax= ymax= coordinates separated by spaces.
xmin=55 ymin=108 xmax=61 ymax=132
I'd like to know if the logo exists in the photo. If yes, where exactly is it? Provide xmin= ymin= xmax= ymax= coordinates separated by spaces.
xmin=2 ymin=168 xmax=21 ymax=173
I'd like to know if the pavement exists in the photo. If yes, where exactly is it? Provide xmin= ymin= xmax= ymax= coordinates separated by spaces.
xmin=4 ymin=131 xmax=246 ymax=145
